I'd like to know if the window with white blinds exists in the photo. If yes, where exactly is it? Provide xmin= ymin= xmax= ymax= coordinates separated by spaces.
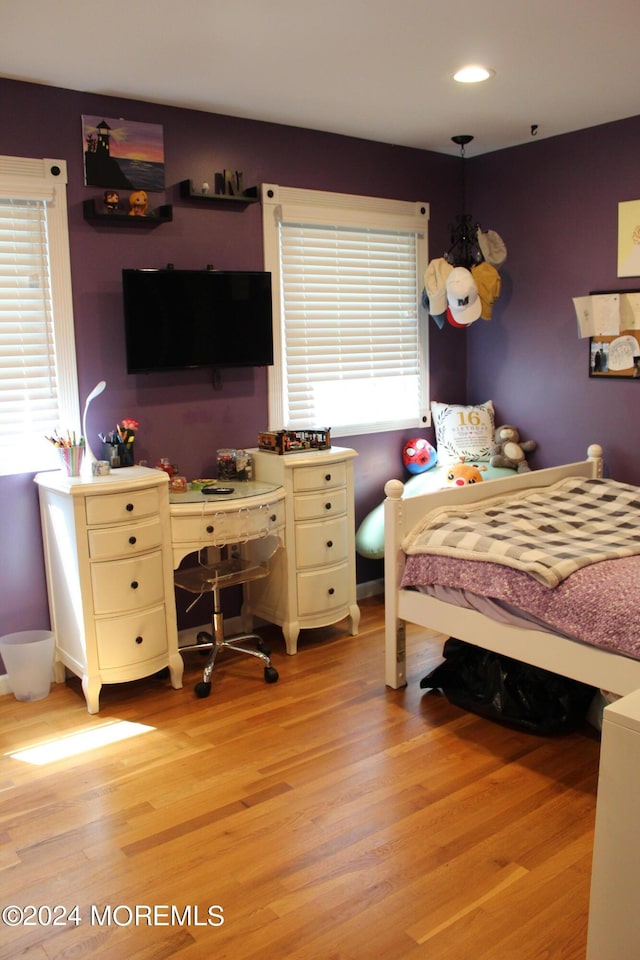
xmin=262 ymin=185 xmax=429 ymax=437
xmin=0 ymin=157 xmax=79 ymax=475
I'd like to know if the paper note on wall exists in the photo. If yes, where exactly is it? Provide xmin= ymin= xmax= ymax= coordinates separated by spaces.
xmin=607 ymin=334 xmax=640 ymax=371
xmin=619 ymin=293 xmax=640 ymax=330
xmin=573 ymin=293 xmax=620 ymax=338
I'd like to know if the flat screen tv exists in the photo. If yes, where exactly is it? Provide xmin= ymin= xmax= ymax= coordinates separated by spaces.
xmin=122 ymin=268 xmax=274 ymax=373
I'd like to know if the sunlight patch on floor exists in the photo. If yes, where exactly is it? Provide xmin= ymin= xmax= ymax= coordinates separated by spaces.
xmin=7 ymin=720 xmax=155 ymax=765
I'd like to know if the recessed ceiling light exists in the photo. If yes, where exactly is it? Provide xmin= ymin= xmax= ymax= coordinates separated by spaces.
xmin=454 ymin=65 xmax=495 ymax=84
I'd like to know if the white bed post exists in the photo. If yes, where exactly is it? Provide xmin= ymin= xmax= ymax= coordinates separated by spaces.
xmin=384 ymin=479 xmax=407 ymax=688
xmin=587 ymin=443 xmax=603 ymax=478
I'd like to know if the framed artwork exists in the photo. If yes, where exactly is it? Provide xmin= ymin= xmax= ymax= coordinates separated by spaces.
xmin=589 ymin=330 xmax=640 ymax=379
xmin=82 ymin=116 xmax=165 ymax=191
xmin=617 ymin=200 xmax=640 ymax=277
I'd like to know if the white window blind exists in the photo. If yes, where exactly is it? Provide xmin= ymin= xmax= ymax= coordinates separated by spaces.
xmin=0 ymin=157 xmax=78 ymax=475
xmin=262 ymin=185 xmax=429 ymax=437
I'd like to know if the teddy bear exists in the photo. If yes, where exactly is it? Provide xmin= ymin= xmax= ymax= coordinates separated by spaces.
xmin=445 ymin=458 xmax=486 ymax=486
xmin=490 ymin=425 xmax=537 ymax=472
xmin=128 ymin=190 xmax=148 ymax=216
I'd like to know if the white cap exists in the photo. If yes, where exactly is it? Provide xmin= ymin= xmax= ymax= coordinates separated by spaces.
xmin=446 ymin=266 xmax=481 ymax=325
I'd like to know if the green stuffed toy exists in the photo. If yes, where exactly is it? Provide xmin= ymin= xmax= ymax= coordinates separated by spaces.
xmin=490 ymin=425 xmax=536 ymax=472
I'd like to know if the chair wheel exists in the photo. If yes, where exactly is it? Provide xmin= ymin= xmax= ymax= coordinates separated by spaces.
xmin=264 ymin=666 xmax=279 ymax=684
xmin=257 ymin=640 xmax=271 ymax=657
xmin=194 ymin=681 xmax=212 ymax=698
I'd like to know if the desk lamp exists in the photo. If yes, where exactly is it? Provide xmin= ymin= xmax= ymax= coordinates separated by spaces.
xmin=81 ymin=380 xmax=106 ymax=471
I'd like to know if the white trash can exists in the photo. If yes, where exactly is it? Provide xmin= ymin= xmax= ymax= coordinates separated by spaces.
xmin=0 ymin=630 xmax=55 ymax=701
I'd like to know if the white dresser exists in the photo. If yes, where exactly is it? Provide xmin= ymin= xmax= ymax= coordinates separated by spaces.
xmin=34 ymin=466 xmax=183 ymax=713
xmin=245 ymin=446 xmax=360 ymax=654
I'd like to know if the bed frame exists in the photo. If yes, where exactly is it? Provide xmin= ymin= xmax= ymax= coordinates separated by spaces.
xmin=383 ymin=444 xmax=640 ymax=697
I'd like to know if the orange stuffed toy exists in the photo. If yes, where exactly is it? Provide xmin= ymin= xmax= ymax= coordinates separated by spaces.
xmin=445 ymin=458 xmax=486 ymax=487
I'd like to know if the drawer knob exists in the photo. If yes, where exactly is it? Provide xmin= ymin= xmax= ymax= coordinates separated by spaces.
xmin=126 ymin=503 xmax=134 ymax=512
xmin=206 ymin=525 xmax=214 ymax=534
xmin=130 ymin=580 xmax=139 ymax=590
xmin=327 ymin=540 xmax=333 ymax=548
xmin=325 ymin=502 xmax=332 ymax=510
xmin=328 ymin=587 xmax=335 ymax=595
xmin=270 ymin=514 xmax=277 ymax=522
xmin=135 ymin=636 xmax=143 ymax=645
xmin=129 ymin=536 xmax=137 ymax=545
xmin=325 ymin=473 xmax=332 ymax=481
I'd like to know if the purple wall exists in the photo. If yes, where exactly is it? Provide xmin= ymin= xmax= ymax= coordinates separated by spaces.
xmin=0 ymin=78 xmax=463 ymax=637
xmin=6 ymin=78 xmax=636 ymax=644
xmin=466 ymin=116 xmax=640 ymax=483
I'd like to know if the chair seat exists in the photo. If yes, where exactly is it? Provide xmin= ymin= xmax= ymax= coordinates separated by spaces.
xmin=174 ymin=555 xmax=270 ymax=595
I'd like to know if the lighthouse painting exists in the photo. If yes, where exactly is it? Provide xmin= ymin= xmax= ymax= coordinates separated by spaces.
xmin=82 ymin=115 xmax=165 ymax=190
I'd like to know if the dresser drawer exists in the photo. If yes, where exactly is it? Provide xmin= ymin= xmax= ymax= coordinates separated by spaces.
xmin=87 ymin=516 xmax=163 ymax=560
xmin=90 ymin=551 xmax=165 ymax=615
xmin=297 ymin=562 xmax=350 ymax=616
xmin=95 ymin=604 xmax=168 ymax=670
xmin=293 ymin=487 xmax=347 ymax=521
xmin=171 ymin=503 xmax=283 ymax=546
xmin=294 ymin=516 xmax=348 ymax=568
xmin=85 ymin=487 xmax=160 ymax=525
xmin=292 ymin=462 xmax=346 ymax=493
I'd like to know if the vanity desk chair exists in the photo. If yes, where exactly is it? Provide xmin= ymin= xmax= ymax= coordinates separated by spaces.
xmin=170 ymin=479 xmax=285 ymax=698
xmin=175 ymin=536 xmax=280 ymax=697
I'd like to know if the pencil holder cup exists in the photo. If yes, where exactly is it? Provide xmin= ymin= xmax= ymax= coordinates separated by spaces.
xmin=102 ymin=442 xmax=134 ymax=468
xmin=58 ymin=445 xmax=84 ymax=477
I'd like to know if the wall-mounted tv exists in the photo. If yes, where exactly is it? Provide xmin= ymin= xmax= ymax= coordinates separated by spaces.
xmin=122 ymin=268 xmax=274 ymax=373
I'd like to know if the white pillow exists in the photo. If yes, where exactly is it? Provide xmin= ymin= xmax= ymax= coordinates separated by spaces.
xmin=431 ymin=400 xmax=495 ymax=462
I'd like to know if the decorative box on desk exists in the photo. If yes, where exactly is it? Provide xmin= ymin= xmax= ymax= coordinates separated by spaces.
xmin=34 ymin=466 xmax=183 ymax=713
xmin=244 ymin=445 xmax=360 ymax=654
xmin=257 ymin=428 xmax=330 ymax=454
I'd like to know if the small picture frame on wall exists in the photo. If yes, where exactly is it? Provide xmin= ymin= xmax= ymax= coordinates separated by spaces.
xmin=589 ymin=331 xmax=640 ymax=379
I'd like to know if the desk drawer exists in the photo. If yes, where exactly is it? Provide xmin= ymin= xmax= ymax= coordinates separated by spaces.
xmin=292 ymin=463 xmax=346 ymax=493
xmin=85 ymin=487 xmax=160 ymax=525
xmin=171 ymin=504 xmax=283 ymax=546
xmin=88 ymin=516 xmax=163 ymax=560
xmin=294 ymin=516 xmax=348 ymax=568
xmin=297 ymin=562 xmax=350 ymax=616
xmin=95 ymin=604 xmax=168 ymax=669
xmin=91 ymin=551 xmax=165 ymax=615
xmin=293 ymin=488 xmax=347 ymax=521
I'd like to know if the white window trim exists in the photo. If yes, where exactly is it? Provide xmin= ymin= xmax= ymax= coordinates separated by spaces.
xmin=262 ymin=184 xmax=430 ymax=437
xmin=0 ymin=156 xmax=79 ymax=476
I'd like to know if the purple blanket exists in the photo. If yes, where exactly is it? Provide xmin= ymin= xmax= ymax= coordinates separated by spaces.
xmin=401 ymin=554 xmax=640 ymax=660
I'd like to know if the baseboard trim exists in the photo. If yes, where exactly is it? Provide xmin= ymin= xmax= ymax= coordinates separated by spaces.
xmin=357 ymin=578 xmax=384 ymax=600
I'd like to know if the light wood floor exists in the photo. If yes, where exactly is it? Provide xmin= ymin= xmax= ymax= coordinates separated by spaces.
xmin=0 ymin=596 xmax=601 ymax=960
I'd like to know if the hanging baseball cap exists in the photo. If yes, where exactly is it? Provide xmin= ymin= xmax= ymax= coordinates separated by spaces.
xmin=424 ymin=257 xmax=453 ymax=324
xmin=477 ymin=228 xmax=507 ymax=269
xmin=446 ymin=266 xmax=481 ymax=326
xmin=471 ymin=262 xmax=502 ymax=320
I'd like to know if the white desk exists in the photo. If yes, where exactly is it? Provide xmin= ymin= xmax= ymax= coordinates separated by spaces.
xmin=35 ymin=468 xmax=284 ymax=713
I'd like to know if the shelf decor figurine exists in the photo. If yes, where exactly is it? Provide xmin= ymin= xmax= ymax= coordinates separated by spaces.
xmin=103 ymin=190 xmax=120 ymax=212
xmin=128 ymin=190 xmax=148 ymax=216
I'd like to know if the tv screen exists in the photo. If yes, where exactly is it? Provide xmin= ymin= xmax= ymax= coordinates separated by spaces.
xmin=122 ymin=269 xmax=274 ymax=373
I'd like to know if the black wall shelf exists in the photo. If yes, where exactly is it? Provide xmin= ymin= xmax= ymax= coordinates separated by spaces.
xmin=83 ymin=199 xmax=173 ymax=225
xmin=179 ymin=180 xmax=259 ymax=206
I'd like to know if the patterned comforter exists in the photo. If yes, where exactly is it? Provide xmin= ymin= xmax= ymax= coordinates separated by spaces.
xmin=402 ymin=477 xmax=640 ymax=588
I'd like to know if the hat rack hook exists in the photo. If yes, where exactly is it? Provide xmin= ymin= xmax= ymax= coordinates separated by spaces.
xmin=445 ymin=135 xmax=483 ymax=271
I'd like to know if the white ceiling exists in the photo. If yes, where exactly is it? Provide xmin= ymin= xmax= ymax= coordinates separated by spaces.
xmin=3 ymin=0 xmax=640 ymax=157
